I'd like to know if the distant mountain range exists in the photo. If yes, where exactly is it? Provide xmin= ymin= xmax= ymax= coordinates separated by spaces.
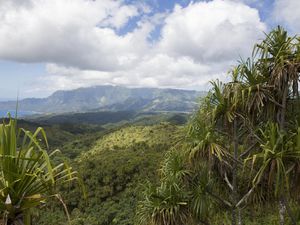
xmin=0 ymin=86 xmax=206 ymax=114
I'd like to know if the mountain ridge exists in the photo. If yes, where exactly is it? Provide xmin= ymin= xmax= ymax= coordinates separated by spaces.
xmin=0 ymin=85 xmax=206 ymax=113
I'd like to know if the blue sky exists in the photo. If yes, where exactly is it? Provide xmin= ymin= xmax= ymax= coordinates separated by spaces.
xmin=0 ymin=61 xmax=45 ymax=100
xmin=0 ymin=0 xmax=299 ymax=99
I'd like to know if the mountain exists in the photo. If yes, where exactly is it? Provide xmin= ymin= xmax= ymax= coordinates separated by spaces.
xmin=0 ymin=85 xmax=205 ymax=114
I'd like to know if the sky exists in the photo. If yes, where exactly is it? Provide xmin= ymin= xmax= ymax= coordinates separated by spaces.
xmin=0 ymin=0 xmax=299 ymax=99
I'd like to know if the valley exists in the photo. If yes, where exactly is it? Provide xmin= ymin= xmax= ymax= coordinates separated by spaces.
xmin=11 ymin=111 xmax=186 ymax=225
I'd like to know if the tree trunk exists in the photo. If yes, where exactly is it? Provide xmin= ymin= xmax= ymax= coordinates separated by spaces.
xmin=232 ymin=118 xmax=239 ymax=225
xmin=232 ymin=210 xmax=237 ymax=225
xmin=238 ymin=208 xmax=242 ymax=225
xmin=280 ymin=85 xmax=288 ymax=130
xmin=279 ymin=199 xmax=285 ymax=225
xmin=277 ymin=81 xmax=289 ymax=225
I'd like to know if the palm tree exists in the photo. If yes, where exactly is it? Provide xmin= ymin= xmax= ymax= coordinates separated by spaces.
xmin=0 ymin=118 xmax=82 ymax=225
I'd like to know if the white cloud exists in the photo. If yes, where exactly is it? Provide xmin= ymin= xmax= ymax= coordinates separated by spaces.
xmin=0 ymin=0 xmax=266 ymax=96
xmin=101 ymin=4 xmax=139 ymax=29
xmin=159 ymin=0 xmax=266 ymax=63
xmin=273 ymin=0 xmax=300 ymax=34
xmin=0 ymin=0 xmax=146 ymax=71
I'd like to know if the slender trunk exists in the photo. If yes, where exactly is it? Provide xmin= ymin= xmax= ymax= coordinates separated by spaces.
xmin=232 ymin=118 xmax=239 ymax=225
xmin=277 ymin=82 xmax=288 ymax=225
xmin=238 ymin=208 xmax=242 ymax=225
xmin=279 ymin=198 xmax=285 ymax=225
xmin=280 ymin=85 xmax=288 ymax=130
xmin=278 ymin=77 xmax=298 ymax=225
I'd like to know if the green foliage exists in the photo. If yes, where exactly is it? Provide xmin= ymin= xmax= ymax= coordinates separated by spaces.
xmin=137 ymin=26 xmax=300 ymax=225
xmin=0 ymin=118 xmax=80 ymax=225
xmin=33 ymin=111 xmax=137 ymax=126
xmin=136 ymin=150 xmax=191 ymax=225
xmin=84 ymin=123 xmax=179 ymax=156
xmin=34 ymin=123 xmax=180 ymax=225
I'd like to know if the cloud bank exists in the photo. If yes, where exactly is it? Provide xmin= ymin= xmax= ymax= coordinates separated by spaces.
xmin=0 ymin=0 xmax=272 ymax=94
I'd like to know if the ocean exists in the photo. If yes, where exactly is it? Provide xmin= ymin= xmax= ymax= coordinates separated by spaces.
xmin=0 ymin=110 xmax=37 ymax=118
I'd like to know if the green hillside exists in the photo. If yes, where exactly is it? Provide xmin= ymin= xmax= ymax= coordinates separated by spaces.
xmin=14 ymin=119 xmax=106 ymax=159
xmin=28 ymin=111 xmax=189 ymax=127
xmin=35 ymin=123 xmax=182 ymax=225
xmin=83 ymin=123 xmax=180 ymax=156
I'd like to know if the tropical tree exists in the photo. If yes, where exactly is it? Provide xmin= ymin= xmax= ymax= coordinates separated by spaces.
xmin=136 ymin=150 xmax=192 ymax=225
xmin=136 ymin=26 xmax=300 ymax=225
xmin=210 ymin=71 xmax=247 ymax=225
xmin=187 ymin=26 xmax=300 ymax=224
xmin=243 ymin=26 xmax=300 ymax=224
xmin=246 ymin=123 xmax=300 ymax=225
xmin=254 ymin=26 xmax=300 ymax=129
xmin=186 ymin=95 xmax=227 ymax=176
xmin=0 ymin=118 xmax=82 ymax=225
xmin=136 ymin=148 xmax=231 ymax=225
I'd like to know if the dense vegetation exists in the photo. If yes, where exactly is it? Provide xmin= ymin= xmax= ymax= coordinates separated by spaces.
xmin=137 ymin=26 xmax=300 ymax=225
xmin=0 ymin=112 xmax=186 ymax=225
xmin=34 ymin=122 xmax=182 ymax=225
xmin=29 ymin=111 xmax=188 ymax=127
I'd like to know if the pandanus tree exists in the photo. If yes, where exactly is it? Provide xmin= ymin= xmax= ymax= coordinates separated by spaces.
xmin=254 ymin=26 xmax=300 ymax=128
xmin=139 ymin=72 xmax=256 ymax=225
xmin=242 ymin=26 xmax=300 ymax=224
xmin=137 ymin=26 xmax=300 ymax=225
xmin=136 ymin=149 xmax=227 ymax=225
xmin=0 ymin=118 xmax=82 ymax=225
xmin=186 ymin=94 xmax=227 ymax=176
xmin=246 ymin=123 xmax=300 ymax=225
xmin=136 ymin=150 xmax=193 ymax=225
xmin=189 ymin=73 xmax=251 ymax=225
xmin=210 ymin=70 xmax=248 ymax=225
xmin=187 ymin=26 xmax=300 ymax=224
